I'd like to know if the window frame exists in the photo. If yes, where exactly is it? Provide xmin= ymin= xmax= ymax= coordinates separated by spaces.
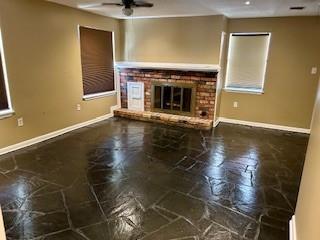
xmin=224 ymin=32 xmax=272 ymax=94
xmin=78 ymin=25 xmax=117 ymax=101
xmin=0 ymin=28 xmax=13 ymax=119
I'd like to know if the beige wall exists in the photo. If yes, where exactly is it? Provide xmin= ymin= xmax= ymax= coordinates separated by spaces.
xmin=295 ymin=78 xmax=320 ymax=240
xmin=121 ymin=15 xmax=226 ymax=64
xmin=121 ymin=16 xmax=320 ymax=129
xmin=214 ymin=24 xmax=228 ymax=124
xmin=219 ymin=17 xmax=320 ymax=129
xmin=0 ymin=0 xmax=121 ymax=149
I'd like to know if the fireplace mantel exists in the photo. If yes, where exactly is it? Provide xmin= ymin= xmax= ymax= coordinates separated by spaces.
xmin=116 ymin=61 xmax=220 ymax=72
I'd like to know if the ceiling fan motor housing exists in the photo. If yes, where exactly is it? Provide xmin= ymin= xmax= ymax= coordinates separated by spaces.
xmin=122 ymin=0 xmax=134 ymax=8
xmin=122 ymin=7 xmax=134 ymax=16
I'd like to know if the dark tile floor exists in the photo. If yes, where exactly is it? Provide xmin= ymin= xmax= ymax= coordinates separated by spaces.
xmin=0 ymin=118 xmax=308 ymax=240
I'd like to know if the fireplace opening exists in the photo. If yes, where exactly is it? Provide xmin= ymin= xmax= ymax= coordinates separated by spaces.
xmin=151 ymin=82 xmax=196 ymax=116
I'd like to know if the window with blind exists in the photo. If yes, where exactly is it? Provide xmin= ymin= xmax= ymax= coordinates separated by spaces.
xmin=0 ymin=29 xmax=12 ymax=117
xmin=79 ymin=26 xmax=115 ymax=100
xmin=225 ymin=33 xmax=271 ymax=93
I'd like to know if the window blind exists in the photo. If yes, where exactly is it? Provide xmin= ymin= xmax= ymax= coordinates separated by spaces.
xmin=225 ymin=33 xmax=271 ymax=92
xmin=0 ymin=50 xmax=9 ymax=111
xmin=79 ymin=27 xmax=115 ymax=96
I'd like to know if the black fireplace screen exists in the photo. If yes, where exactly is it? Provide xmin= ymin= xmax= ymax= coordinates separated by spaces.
xmin=151 ymin=82 xmax=196 ymax=116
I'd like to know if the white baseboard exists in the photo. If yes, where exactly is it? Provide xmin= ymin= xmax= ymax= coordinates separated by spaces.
xmin=214 ymin=118 xmax=220 ymax=128
xmin=110 ymin=104 xmax=121 ymax=113
xmin=0 ymin=105 xmax=120 ymax=156
xmin=218 ymin=117 xmax=310 ymax=134
xmin=290 ymin=215 xmax=297 ymax=240
xmin=0 ymin=207 xmax=6 ymax=240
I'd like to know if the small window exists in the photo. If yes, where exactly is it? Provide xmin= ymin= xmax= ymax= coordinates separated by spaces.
xmin=79 ymin=26 xmax=116 ymax=100
xmin=225 ymin=33 xmax=271 ymax=94
xmin=0 ymin=29 xmax=13 ymax=117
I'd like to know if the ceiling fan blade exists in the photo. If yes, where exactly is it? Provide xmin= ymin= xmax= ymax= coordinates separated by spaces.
xmin=79 ymin=2 xmax=123 ymax=9
xmin=133 ymin=1 xmax=154 ymax=7
xmin=78 ymin=3 xmax=104 ymax=8
xmin=101 ymin=3 xmax=124 ymax=6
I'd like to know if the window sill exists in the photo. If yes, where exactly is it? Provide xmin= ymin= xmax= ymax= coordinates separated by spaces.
xmin=83 ymin=91 xmax=117 ymax=101
xmin=0 ymin=109 xmax=15 ymax=120
xmin=223 ymin=88 xmax=264 ymax=95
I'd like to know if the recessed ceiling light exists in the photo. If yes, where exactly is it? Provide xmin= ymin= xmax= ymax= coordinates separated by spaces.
xmin=245 ymin=1 xmax=251 ymax=5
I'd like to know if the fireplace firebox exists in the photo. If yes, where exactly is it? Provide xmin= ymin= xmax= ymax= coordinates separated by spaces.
xmin=151 ymin=82 xmax=196 ymax=116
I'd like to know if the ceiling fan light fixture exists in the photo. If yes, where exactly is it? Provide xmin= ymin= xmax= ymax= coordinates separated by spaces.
xmin=122 ymin=7 xmax=134 ymax=16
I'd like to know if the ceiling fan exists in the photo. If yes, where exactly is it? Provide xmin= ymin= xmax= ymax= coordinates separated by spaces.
xmin=80 ymin=0 xmax=154 ymax=16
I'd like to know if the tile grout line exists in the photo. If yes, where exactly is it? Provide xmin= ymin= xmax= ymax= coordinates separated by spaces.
xmin=61 ymin=190 xmax=75 ymax=229
xmin=89 ymin=185 xmax=107 ymax=221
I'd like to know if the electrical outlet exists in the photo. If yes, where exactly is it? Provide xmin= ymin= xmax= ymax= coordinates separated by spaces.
xmin=311 ymin=67 xmax=317 ymax=75
xmin=76 ymin=104 xmax=81 ymax=111
xmin=233 ymin=102 xmax=238 ymax=108
xmin=17 ymin=117 xmax=24 ymax=127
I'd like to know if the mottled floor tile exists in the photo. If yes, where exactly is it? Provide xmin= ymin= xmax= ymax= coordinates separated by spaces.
xmin=20 ymin=191 xmax=65 ymax=213
xmin=68 ymin=201 xmax=105 ymax=228
xmin=208 ymin=201 xmax=258 ymax=237
xmin=257 ymin=224 xmax=288 ymax=240
xmin=6 ymin=211 xmax=69 ymax=239
xmin=80 ymin=222 xmax=110 ymax=239
xmin=156 ymin=191 xmax=207 ymax=225
xmin=0 ymin=118 xmax=308 ymax=239
xmin=142 ymin=218 xmax=199 ymax=240
xmin=202 ymin=222 xmax=243 ymax=240
xmin=139 ymin=209 xmax=169 ymax=233
xmin=44 ymin=229 xmax=88 ymax=240
xmin=63 ymin=183 xmax=96 ymax=206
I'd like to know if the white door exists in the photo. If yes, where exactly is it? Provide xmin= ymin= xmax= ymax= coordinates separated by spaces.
xmin=127 ymin=82 xmax=144 ymax=111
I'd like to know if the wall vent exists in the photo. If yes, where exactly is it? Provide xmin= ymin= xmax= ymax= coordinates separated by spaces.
xmin=290 ymin=6 xmax=305 ymax=10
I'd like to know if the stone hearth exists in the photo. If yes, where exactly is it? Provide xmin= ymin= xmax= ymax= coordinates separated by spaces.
xmin=114 ymin=108 xmax=213 ymax=130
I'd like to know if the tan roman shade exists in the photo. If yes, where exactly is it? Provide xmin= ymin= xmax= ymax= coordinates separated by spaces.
xmin=79 ymin=26 xmax=115 ymax=96
xmin=225 ymin=33 xmax=271 ymax=92
xmin=0 ymin=50 xmax=8 ymax=110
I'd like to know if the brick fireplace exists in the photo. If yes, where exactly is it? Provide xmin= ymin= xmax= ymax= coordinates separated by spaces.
xmin=119 ymin=68 xmax=217 ymax=120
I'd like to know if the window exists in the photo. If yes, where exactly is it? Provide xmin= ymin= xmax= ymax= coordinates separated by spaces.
xmin=0 ymin=29 xmax=13 ymax=117
xmin=225 ymin=33 xmax=271 ymax=94
xmin=79 ymin=26 xmax=116 ymax=100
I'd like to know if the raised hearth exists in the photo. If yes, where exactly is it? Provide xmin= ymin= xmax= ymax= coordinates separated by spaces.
xmin=114 ymin=108 xmax=213 ymax=130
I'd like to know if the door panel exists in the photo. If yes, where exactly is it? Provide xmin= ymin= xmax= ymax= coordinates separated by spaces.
xmin=127 ymin=82 xmax=144 ymax=111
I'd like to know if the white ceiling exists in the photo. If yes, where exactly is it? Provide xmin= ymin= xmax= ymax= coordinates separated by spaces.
xmin=48 ymin=0 xmax=320 ymax=19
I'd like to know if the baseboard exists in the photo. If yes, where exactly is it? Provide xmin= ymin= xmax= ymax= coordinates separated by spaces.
xmin=290 ymin=215 xmax=297 ymax=240
xmin=214 ymin=118 xmax=220 ymax=128
xmin=0 ymin=207 xmax=6 ymax=240
xmin=0 ymin=105 xmax=120 ymax=156
xmin=110 ymin=104 xmax=121 ymax=113
xmin=218 ymin=117 xmax=310 ymax=134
